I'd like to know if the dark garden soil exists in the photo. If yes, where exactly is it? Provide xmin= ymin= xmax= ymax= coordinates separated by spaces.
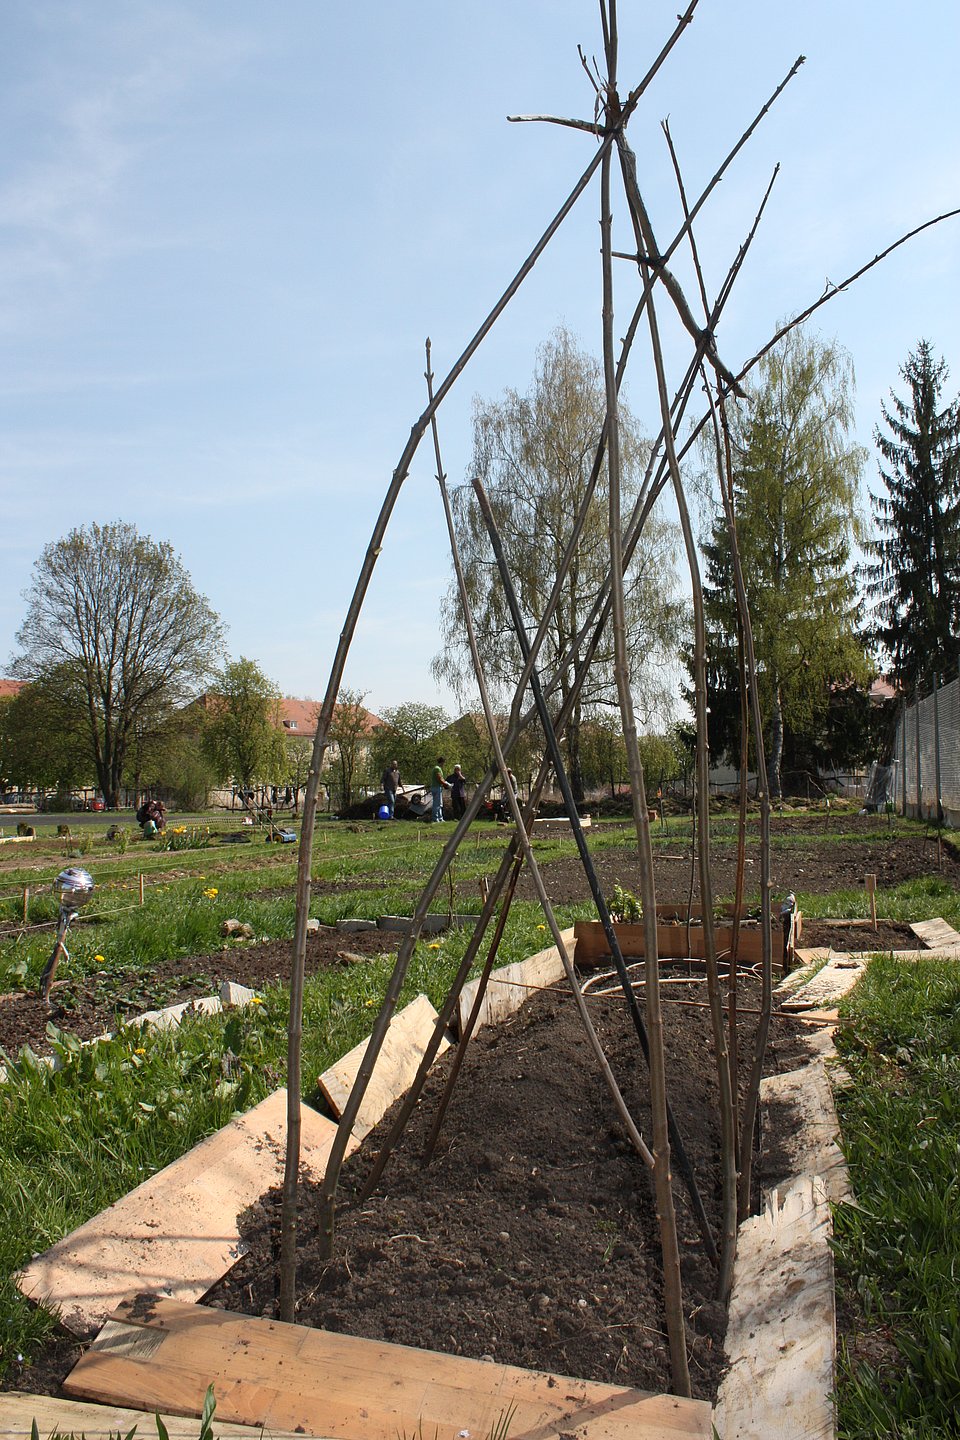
xmin=514 ymin=812 xmax=960 ymax=911
xmin=0 ymin=926 xmax=400 ymax=1061
xmin=208 ymin=972 xmax=812 ymax=1404
xmin=3 ymin=812 xmax=956 ymax=1406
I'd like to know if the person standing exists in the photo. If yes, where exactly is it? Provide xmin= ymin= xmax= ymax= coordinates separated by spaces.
xmin=431 ymin=757 xmax=451 ymax=823
xmin=381 ymin=759 xmax=400 ymax=819
xmin=450 ymin=764 xmax=468 ymax=820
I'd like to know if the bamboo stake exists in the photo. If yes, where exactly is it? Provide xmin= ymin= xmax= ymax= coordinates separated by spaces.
xmin=311 ymin=316 xmax=680 ymax=1261
xmin=22 ymin=886 xmax=28 ymax=925
xmin=357 ymin=830 xmax=524 ymax=1202
xmin=600 ymin=108 xmax=689 ymax=1392
xmin=422 ymin=847 xmax=527 ymax=1164
xmin=139 ymin=873 xmax=144 ymax=907
xmin=279 ymin=123 xmax=620 ymax=1323
xmin=352 ymin=369 xmax=538 ymax=1201
xmin=437 ymin=410 xmax=654 ymax=1170
xmin=662 ymin=118 xmax=745 ymax=1146
xmin=474 ymin=476 xmax=715 ymax=1261
xmin=711 ymin=402 xmax=774 ymax=1223
xmin=619 ymin=138 xmax=738 ymax=1299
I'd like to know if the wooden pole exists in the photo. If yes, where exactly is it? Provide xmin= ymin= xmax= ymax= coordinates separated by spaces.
xmin=139 ymin=873 xmax=144 ymax=906
xmin=866 ymin=873 xmax=877 ymax=930
xmin=22 ymin=886 xmax=29 ymax=925
xmin=279 ymin=128 xmax=621 ymax=1325
xmin=602 ymin=123 xmax=690 ymax=1392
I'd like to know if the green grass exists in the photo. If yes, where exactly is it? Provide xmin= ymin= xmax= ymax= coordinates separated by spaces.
xmin=833 ymin=957 xmax=960 ymax=1438
xmin=794 ymin=875 xmax=960 ymax=929
xmin=0 ymin=844 xmax=559 ymax=1382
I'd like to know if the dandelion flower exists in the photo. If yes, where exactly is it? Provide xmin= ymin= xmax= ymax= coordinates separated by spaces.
xmin=94 ymin=953 xmax=105 ymax=963
xmin=135 ymin=1046 xmax=146 ymax=1056
xmin=428 ymin=942 xmax=441 ymax=950
xmin=202 ymin=887 xmax=219 ymax=899
xmin=537 ymin=925 xmax=547 ymax=931
xmin=251 ymin=997 xmax=263 ymax=1005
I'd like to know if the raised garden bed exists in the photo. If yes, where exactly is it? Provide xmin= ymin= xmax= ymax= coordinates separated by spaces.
xmin=573 ymin=911 xmax=784 ymax=968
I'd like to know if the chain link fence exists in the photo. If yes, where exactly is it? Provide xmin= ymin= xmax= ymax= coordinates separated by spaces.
xmin=892 ymin=673 xmax=960 ymax=827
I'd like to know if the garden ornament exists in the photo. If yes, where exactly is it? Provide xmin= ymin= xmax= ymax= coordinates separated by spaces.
xmin=39 ymin=867 xmax=95 ymax=1006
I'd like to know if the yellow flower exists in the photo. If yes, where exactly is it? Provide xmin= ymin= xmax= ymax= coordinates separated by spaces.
xmin=537 ymin=925 xmax=547 ymax=932
xmin=94 ymin=953 xmax=105 ymax=963
xmin=202 ymin=887 xmax=219 ymax=899
xmin=251 ymin=997 xmax=262 ymax=1005
xmin=134 ymin=1046 xmax=146 ymax=1056
xmin=428 ymin=942 xmax=441 ymax=950
xmin=365 ymin=999 xmax=375 ymax=1007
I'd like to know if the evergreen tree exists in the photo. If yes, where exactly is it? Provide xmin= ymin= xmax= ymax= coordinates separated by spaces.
xmin=865 ymin=340 xmax=960 ymax=690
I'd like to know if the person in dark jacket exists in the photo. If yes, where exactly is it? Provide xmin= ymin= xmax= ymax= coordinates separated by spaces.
xmin=450 ymin=764 xmax=468 ymax=820
xmin=381 ymin=760 xmax=400 ymax=819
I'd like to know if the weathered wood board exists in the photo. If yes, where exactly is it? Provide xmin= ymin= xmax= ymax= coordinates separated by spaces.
xmin=456 ymin=931 xmax=571 ymax=1034
xmin=760 ymin=1060 xmax=854 ymax=1206
xmin=64 ymin=1294 xmax=713 ymax=1440
xmin=713 ymin=1177 xmax=835 ymax=1440
xmin=911 ymin=916 xmax=960 ymax=952
xmin=781 ymin=954 xmax=869 ymax=1010
xmin=532 ymin=813 xmax=592 ymax=828
xmin=17 ymin=1089 xmax=339 ymax=1337
xmin=317 ymin=992 xmax=449 ymax=1140
xmin=572 ymin=919 xmax=777 ymax=967
xmin=0 ymin=1391 xmax=308 ymax=1440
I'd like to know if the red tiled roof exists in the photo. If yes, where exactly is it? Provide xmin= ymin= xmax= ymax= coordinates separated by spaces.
xmin=869 ymin=677 xmax=898 ymax=702
xmin=280 ymin=697 xmax=322 ymax=736
xmin=0 ymin=679 xmax=24 ymax=699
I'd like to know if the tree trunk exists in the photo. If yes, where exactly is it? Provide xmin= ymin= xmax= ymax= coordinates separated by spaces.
xmin=769 ymin=684 xmax=784 ymax=800
xmin=567 ymin=698 xmax=585 ymax=806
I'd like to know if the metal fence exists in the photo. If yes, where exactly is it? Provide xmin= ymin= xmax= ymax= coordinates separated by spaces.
xmin=892 ymin=672 xmax=960 ymax=827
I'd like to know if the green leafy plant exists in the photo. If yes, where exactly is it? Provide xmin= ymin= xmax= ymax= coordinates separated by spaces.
xmin=157 ymin=826 xmax=212 ymax=852
xmin=29 ymin=1383 xmax=216 ymax=1439
xmin=609 ymin=882 xmax=642 ymax=923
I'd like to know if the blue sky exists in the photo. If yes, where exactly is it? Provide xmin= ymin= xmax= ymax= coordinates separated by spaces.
xmin=1 ymin=1 xmax=957 ymax=717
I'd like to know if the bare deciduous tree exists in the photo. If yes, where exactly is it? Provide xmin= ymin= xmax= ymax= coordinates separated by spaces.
xmin=434 ymin=327 xmax=685 ymax=804
xmin=14 ymin=522 xmax=223 ymax=808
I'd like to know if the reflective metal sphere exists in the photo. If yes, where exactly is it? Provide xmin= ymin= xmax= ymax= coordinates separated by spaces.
xmin=54 ymin=867 xmax=95 ymax=915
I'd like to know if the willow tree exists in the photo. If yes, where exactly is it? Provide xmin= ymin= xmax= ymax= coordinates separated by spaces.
xmin=434 ymin=327 xmax=684 ymax=804
xmin=700 ymin=328 xmax=870 ymax=798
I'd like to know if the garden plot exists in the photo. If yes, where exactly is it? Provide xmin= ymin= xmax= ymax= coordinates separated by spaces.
xmin=26 ymin=933 xmax=842 ymax=1440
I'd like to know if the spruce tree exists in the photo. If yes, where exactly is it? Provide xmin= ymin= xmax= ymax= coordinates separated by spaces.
xmin=866 ymin=340 xmax=960 ymax=691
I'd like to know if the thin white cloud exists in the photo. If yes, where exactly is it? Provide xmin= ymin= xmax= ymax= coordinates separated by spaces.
xmin=0 ymin=2 xmax=260 ymax=327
